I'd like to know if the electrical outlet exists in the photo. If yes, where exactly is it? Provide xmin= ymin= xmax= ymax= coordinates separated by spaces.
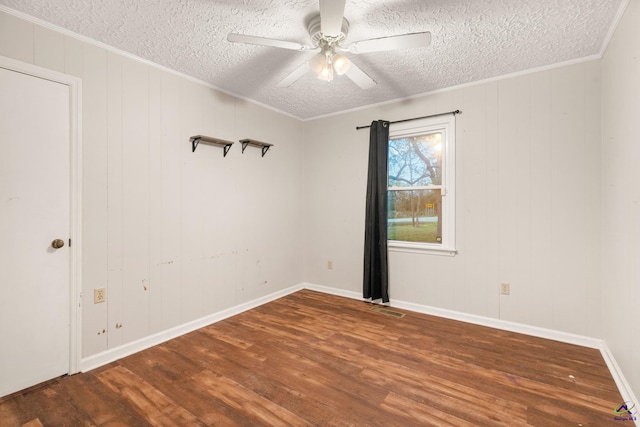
xmin=327 ymin=260 xmax=333 ymax=269
xmin=500 ymin=283 xmax=510 ymax=295
xmin=94 ymin=287 xmax=106 ymax=304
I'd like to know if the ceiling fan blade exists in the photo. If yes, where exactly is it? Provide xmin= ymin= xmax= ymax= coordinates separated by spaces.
xmin=276 ymin=63 xmax=309 ymax=88
xmin=320 ymin=0 xmax=346 ymax=37
xmin=348 ymin=32 xmax=431 ymax=54
xmin=345 ymin=62 xmax=376 ymax=90
xmin=227 ymin=33 xmax=310 ymax=51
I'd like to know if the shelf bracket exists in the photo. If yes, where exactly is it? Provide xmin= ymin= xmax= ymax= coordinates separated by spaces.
xmin=190 ymin=135 xmax=234 ymax=157
xmin=239 ymin=138 xmax=273 ymax=157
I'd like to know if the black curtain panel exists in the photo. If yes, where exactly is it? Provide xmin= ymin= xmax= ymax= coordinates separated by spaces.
xmin=363 ymin=120 xmax=390 ymax=303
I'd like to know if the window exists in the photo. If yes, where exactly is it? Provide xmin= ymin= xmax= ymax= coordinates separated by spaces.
xmin=387 ymin=115 xmax=456 ymax=255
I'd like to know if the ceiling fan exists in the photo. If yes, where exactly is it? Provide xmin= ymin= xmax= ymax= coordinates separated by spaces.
xmin=227 ymin=0 xmax=431 ymax=89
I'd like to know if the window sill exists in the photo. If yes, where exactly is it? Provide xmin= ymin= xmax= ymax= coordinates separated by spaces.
xmin=388 ymin=241 xmax=457 ymax=256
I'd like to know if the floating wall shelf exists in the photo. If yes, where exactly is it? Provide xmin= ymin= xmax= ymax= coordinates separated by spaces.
xmin=190 ymin=135 xmax=234 ymax=157
xmin=239 ymin=139 xmax=273 ymax=157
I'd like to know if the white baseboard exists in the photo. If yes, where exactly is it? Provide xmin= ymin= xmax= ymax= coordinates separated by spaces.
xmin=301 ymin=282 xmax=363 ymax=301
xmin=600 ymin=343 xmax=640 ymax=426
xmin=80 ymin=284 xmax=304 ymax=372
xmin=393 ymin=300 xmax=603 ymax=349
xmin=302 ymin=282 xmax=602 ymax=347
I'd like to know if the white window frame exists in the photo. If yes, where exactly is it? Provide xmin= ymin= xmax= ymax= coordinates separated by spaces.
xmin=387 ymin=115 xmax=456 ymax=256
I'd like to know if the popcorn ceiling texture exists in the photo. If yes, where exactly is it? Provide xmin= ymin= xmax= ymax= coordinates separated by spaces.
xmin=0 ymin=0 xmax=623 ymax=119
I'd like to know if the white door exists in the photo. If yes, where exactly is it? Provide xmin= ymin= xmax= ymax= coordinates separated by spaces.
xmin=0 ymin=66 xmax=71 ymax=397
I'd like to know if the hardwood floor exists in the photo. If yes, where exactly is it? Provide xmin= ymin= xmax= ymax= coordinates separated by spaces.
xmin=0 ymin=290 xmax=625 ymax=426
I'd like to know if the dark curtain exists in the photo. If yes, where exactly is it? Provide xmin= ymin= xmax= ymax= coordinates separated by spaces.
xmin=363 ymin=120 xmax=390 ymax=303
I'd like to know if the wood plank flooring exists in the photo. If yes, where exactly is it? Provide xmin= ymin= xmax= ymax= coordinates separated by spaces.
xmin=0 ymin=290 xmax=625 ymax=426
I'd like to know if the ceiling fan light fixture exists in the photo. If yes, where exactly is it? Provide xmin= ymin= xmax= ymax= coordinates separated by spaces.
xmin=309 ymin=52 xmax=327 ymax=74
xmin=332 ymin=53 xmax=351 ymax=75
xmin=318 ymin=62 xmax=334 ymax=82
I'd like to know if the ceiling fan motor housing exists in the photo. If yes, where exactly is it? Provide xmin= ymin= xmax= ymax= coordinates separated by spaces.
xmin=307 ymin=14 xmax=349 ymax=46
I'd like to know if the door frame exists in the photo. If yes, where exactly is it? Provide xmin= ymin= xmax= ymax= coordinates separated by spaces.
xmin=0 ymin=55 xmax=82 ymax=375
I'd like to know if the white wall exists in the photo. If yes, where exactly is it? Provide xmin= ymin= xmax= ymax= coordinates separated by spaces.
xmin=0 ymin=10 xmax=305 ymax=358
xmin=304 ymin=61 xmax=603 ymax=338
xmin=601 ymin=0 xmax=640 ymax=399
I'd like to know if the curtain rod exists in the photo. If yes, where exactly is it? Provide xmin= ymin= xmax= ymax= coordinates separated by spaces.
xmin=355 ymin=109 xmax=461 ymax=130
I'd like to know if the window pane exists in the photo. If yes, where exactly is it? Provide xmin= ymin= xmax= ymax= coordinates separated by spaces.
xmin=387 ymin=189 xmax=442 ymax=243
xmin=388 ymin=133 xmax=442 ymax=187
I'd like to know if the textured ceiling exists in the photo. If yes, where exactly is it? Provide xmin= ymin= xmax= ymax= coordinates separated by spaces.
xmin=0 ymin=0 xmax=624 ymax=119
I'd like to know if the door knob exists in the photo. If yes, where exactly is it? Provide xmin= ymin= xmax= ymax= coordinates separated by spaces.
xmin=51 ymin=239 xmax=65 ymax=249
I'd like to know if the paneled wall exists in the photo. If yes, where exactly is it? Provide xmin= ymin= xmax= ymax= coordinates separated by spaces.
xmin=0 ymin=10 xmax=305 ymax=358
xmin=304 ymin=61 xmax=602 ymax=338
xmin=601 ymin=0 xmax=640 ymax=400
